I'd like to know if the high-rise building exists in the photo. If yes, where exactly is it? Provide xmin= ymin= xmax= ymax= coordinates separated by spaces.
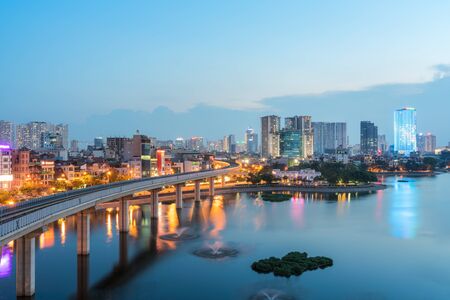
xmin=360 ymin=121 xmax=378 ymax=155
xmin=174 ymin=137 xmax=185 ymax=149
xmin=0 ymin=120 xmax=14 ymax=148
xmin=280 ymin=129 xmax=302 ymax=158
xmin=394 ymin=107 xmax=417 ymax=156
xmin=378 ymin=135 xmax=388 ymax=154
xmin=312 ymin=122 xmax=347 ymax=155
xmin=15 ymin=122 xmax=69 ymax=150
xmin=41 ymin=132 xmax=64 ymax=150
xmin=106 ymin=137 xmax=130 ymax=160
xmin=123 ymin=131 xmax=153 ymax=177
xmin=16 ymin=122 xmax=50 ymax=150
xmin=55 ymin=124 xmax=69 ymax=150
xmin=70 ymin=140 xmax=79 ymax=152
xmin=94 ymin=137 xmax=104 ymax=150
xmin=284 ymin=116 xmax=313 ymax=158
xmin=187 ymin=137 xmax=204 ymax=151
xmin=261 ymin=115 xmax=280 ymax=158
xmin=223 ymin=134 xmax=236 ymax=153
xmin=417 ymin=133 xmax=436 ymax=154
xmin=245 ymin=127 xmax=258 ymax=154
xmin=0 ymin=144 xmax=13 ymax=190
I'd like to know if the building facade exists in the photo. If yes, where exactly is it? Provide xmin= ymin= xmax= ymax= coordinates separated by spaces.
xmin=0 ymin=145 xmax=13 ymax=190
xmin=312 ymin=122 xmax=347 ymax=155
xmin=417 ymin=133 xmax=436 ymax=154
xmin=261 ymin=115 xmax=280 ymax=158
xmin=0 ymin=120 xmax=14 ymax=148
xmin=360 ymin=121 xmax=378 ymax=155
xmin=245 ymin=127 xmax=258 ymax=154
xmin=394 ymin=107 xmax=417 ymax=156
xmin=284 ymin=116 xmax=313 ymax=158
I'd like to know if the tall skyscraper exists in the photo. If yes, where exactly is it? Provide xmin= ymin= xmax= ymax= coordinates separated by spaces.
xmin=261 ymin=115 xmax=280 ymax=158
xmin=0 ymin=120 xmax=14 ymax=148
xmin=245 ymin=127 xmax=258 ymax=154
xmin=223 ymin=134 xmax=236 ymax=153
xmin=417 ymin=133 xmax=436 ymax=154
xmin=284 ymin=116 xmax=313 ymax=158
xmin=360 ymin=121 xmax=378 ymax=155
xmin=312 ymin=122 xmax=347 ymax=155
xmin=394 ymin=107 xmax=417 ymax=156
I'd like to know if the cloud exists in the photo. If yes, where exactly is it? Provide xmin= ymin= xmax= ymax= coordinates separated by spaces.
xmin=433 ymin=64 xmax=450 ymax=79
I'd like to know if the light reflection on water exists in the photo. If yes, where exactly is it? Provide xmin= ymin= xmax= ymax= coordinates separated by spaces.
xmin=0 ymin=175 xmax=449 ymax=299
xmin=390 ymin=179 xmax=419 ymax=239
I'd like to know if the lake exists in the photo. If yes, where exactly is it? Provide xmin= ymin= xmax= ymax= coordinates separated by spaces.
xmin=1 ymin=174 xmax=450 ymax=299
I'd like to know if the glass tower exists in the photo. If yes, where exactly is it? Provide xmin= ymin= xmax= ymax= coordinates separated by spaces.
xmin=394 ymin=107 xmax=417 ymax=156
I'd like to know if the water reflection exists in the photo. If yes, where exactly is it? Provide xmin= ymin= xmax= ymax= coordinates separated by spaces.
xmin=39 ymin=225 xmax=55 ymax=249
xmin=390 ymin=180 xmax=419 ymax=239
xmin=2 ymin=175 xmax=448 ymax=300
xmin=0 ymin=245 xmax=12 ymax=278
xmin=77 ymin=255 xmax=89 ymax=300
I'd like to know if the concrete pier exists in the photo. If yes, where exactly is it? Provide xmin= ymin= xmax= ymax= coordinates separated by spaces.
xmin=175 ymin=183 xmax=183 ymax=208
xmin=194 ymin=180 xmax=201 ymax=202
xmin=150 ymin=189 xmax=160 ymax=219
xmin=16 ymin=236 xmax=35 ymax=297
xmin=118 ymin=197 xmax=130 ymax=232
xmin=209 ymin=177 xmax=215 ymax=196
xmin=76 ymin=211 xmax=90 ymax=255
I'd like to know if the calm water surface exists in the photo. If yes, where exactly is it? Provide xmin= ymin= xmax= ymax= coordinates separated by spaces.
xmin=1 ymin=175 xmax=450 ymax=299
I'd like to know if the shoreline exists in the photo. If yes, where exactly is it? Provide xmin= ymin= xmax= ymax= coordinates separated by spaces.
xmin=96 ymin=183 xmax=387 ymax=208
xmin=373 ymin=171 xmax=437 ymax=177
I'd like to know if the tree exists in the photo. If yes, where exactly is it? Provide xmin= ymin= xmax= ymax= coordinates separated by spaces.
xmin=423 ymin=157 xmax=437 ymax=170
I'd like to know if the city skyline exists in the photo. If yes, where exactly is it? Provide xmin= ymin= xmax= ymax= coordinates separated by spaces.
xmin=1 ymin=2 xmax=450 ymax=144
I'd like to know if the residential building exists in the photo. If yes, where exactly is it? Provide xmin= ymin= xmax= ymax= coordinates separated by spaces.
xmin=261 ymin=115 xmax=280 ymax=158
xmin=360 ymin=121 xmax=378 ymax=155
xmin=312 ymin=122 xmax=347 ymax=155
xmin=0 ymin=120 xmax=14 ymax=148
xmin=0 ymin=145 xmax=13 ymax=190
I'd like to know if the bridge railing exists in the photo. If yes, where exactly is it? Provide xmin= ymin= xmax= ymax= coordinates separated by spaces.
xmin=0 ymin=164 xmax=237 ymax=241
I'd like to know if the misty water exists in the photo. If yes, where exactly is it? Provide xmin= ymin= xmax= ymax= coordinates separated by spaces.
xmin=1 ymin=174 xmax=450 ymax=299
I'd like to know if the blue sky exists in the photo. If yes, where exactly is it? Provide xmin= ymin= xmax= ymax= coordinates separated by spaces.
xmin=1 ymin=1 xmax=450 ymax=143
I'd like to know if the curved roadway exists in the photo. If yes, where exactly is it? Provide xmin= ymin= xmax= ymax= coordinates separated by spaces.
xmin=0 ymin=163 xmax=238 ymax=245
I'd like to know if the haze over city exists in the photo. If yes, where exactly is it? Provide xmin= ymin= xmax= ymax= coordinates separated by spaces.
xmin=1 ymin=1 xmax=450 ymax=142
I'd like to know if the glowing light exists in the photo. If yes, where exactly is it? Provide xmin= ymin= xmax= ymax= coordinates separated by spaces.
xmin=0 ymin=246 xmax=12 ymax=278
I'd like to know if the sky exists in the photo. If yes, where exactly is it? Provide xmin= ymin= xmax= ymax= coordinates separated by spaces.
xmin=1 ymin=1 xmax=450 ymax=143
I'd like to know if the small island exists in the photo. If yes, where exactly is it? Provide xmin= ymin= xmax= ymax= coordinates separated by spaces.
xmin=251 ymin=251 xmax=333 ymax=278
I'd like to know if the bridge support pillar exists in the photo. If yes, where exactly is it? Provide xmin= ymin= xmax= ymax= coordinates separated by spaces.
xmin=175 ymin=184 xmax=183 ymax=209
xmin=194 ymin=180 xmax=201 ymax=202
xmin=150 ymin=189 xmax=160 ymax=219
xmin=77 ymin=211 xmax=90 ymax=255
xmin=118 ymin=197 xmax=130 ymax=232
xmin=209 ymin=177 xmax=215 ymax=196
xmin=16 ymin=236 xmax=35 ymax=297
